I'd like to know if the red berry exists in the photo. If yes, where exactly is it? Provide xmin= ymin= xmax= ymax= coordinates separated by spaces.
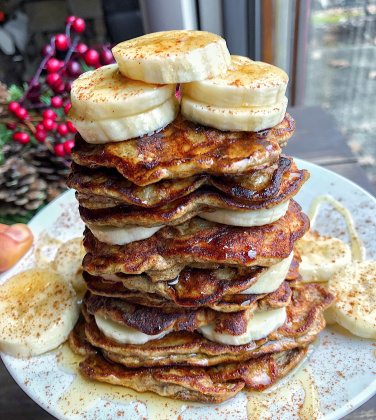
xmin=67 ymin=121 xmax=77 ymax=133
xmin=42 ymin=109 xmax=57 ymax=120
xmin=54 ymin=143 xmax=65 ymax=157
xmin=84 ymin=49 xmax=99 ymax=66
xmin=16 ymin=107 xmax=28 ymax=120
xmin=72 ymin=17 xmax=85 ymax=33
xmin=64 ymin=103 xmax=72 ymax=115
xmin=63 ymin=140 xmax=75 ymax=154
xmin=36 ymin=123 xmax=45 ymax=131
xmin=46 ymin=58 xmax=61 ymax=73
xmin=35 ymin=130 xmax=47 ymax=142
xmin=75 ymin=43 xmax=88 ymax=55
xmin=99 ymin=49 xmax=114 ymax=66
xmin=8 ymin=102 xmax=20 ymax=113
xmin=41 ymin=44 xmax=54 ymax=57
xmin=6 ymin=122 xmax=17 ymax=130
xmin=52 ymin=80 xmax=65 ymax=94
xmin=43 ymin=118 xmax=55 ymax=131
xmin=27 ymin=83 xmax=41 ymax=103
xmin=66 ymin=15 xmax=76 ymax=24
xmin=51 ymin=96 xmax=63 ymax=108
xmin=66 ymin=60 xmax=82 ymax=77
xmin=17 ymin=132 xmax=30 ymax=144
xmin=13 ymin=132 xmax=21 ymax=142
xmin=65 ymin=81 xmax=72 ymax=92
xmin=57 ymin=124 xmax=68 ymax=136
xmin=46 ymin=73 xmax=60 ymax=86
xmin=55 ymin=34 xmax=70 ymax=51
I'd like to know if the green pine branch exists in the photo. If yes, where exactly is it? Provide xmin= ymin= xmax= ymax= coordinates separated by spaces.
xmin=8 ymin=84 xmax=26 ymax=102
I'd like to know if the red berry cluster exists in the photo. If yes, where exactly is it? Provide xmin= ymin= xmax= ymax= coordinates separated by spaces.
xmin=3 ymin=15 xmax=115 ymax=157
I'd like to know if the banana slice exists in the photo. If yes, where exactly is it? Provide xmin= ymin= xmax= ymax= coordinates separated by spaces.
xmin=0 ymin=268 xmax=79 ymax=358
xmin=240 ymin=252 xmax=294 ymax=294
xmin=198 ymin=308 xmax=287 ymax=345
xmin=296 ymin=230 xmax=351 ymax=283
xmin=69 ymin=96 xmax=179 ymax=143
xmin=95 ymin=314 xmax=171 ymax=345
xmin=52 ymin=238 xmax=86 ymax=299
xmin=70 ymin=64 xmax=175 ymax=120
xmin=87 ymin=224 xmax=163 ymax=245
xmin=327 ymin=261 xmax=376 ymax=339
xmin=181 ymin=56 xmax=288 ymax=108
xmin=181 ymin=95 xmax=287 ymax=132
xmin=112 ymin=30 xmax=231 ymax=84
xmin=200 ymin=200 xmax=289 ymax=227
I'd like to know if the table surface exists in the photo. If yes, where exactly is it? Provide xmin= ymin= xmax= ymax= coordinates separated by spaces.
xmin=0 ymin=106 xmax=375 ymax=419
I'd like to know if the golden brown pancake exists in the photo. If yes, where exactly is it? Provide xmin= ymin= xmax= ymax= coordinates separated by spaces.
xmin=82 ymin=284 xmax=332 ymax=367
xmin=78 ymin=160 xmax=308 ymax=228
xmin=82 ymin=200 xmax=309 ymax=276
xmin=78 ymin=347 xmax=308 ymax=402
xmin=83 ymin=279 xmax=292 ymax=314
xmin=117 ymin=246 xmax=301 ymax=283
xmin=69 ymin=156 xmax=294 ymax=210
xmin=71 ymin=113 xmax=295 ymax=186
xmin=69 ymin=314 xmax=96 ymax=356
xmin=84 ymin=257 xmax=297 ymax=311
xmin=68 ymin=159 xmax=283 ymax=209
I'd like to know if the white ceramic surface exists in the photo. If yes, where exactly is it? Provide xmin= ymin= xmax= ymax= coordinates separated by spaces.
xmin=1 ymin=158 xmax=376 ymax=419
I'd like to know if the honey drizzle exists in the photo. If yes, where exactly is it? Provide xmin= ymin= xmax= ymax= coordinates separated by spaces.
xmin=52 ymin=343 xmax=324 ymax=419
xmin=54 ymin=343 xmax=193 ymax=419
xmin=308 ymin=194 xmax=365 ymax=261
xmin=246 ymin=363 xmax=323 ymax=419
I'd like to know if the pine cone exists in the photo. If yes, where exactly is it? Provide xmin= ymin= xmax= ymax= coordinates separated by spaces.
xmin=2 ymin=143 xmax=23 ymax=161
xmin=23 ymin=143 xmax=71 ymax=187
xmin=0 ymin=157 xmax=47 ymax=216
xmin=0 ymin=82 xmax=9 ymax=103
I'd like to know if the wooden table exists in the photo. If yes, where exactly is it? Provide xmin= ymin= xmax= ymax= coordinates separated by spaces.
xmin=0 ymin=106 xmax=375 ymax=419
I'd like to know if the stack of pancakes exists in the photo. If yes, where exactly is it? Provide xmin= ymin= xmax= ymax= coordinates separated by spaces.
xmin=67 ymin=30 xmax=333 ymax=403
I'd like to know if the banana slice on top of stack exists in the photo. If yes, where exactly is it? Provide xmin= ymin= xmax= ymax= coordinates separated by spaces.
xmin=181 ymin=55 xmax=288 ymax=132
xmin=112 ymin=30 xmax=231 ymax=84
xmin=70 ymin=30 xmax=232 ymax=143
xmin=69 ymin=64 xmax=178 ymax=143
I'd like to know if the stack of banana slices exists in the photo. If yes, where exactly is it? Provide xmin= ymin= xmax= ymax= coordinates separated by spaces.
xmin=67 ymin=30 xmax=333 ymax=403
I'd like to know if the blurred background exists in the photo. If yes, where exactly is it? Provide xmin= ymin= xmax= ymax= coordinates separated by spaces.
xmin=0 ymin=0 xmax=375 ymax=224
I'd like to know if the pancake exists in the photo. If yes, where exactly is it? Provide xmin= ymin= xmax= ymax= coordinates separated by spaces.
xmin=69 ymin=314 xmax=96 ymax=356
xmin=69 ymin=155 xmax=294 ymax=211
xmin=77 ymin=160 xmax=308 ymax=228
xmin=82 ymin=200 xmax=309 ymax=276
xmin=83 ymin=289 xmax=292 ymax=336
xmin=83 ymin=249 xmax=300 ymax=310
xmin=124 ymin=246 xmax=301 ymax=283
xmin=68 ymin=158 xmax=283 ymax=209
xmin=81 ymin=284 xmax=332 ymax=367
xmin=78 ymin=346 xmax=308 ymax=402
xmin=71 ymin=113 xmax=295 ymax=186
xmin=84 ymin=273 xmax=292 ymax=312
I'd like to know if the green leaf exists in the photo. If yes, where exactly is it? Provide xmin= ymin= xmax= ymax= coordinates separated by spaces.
xmin=0 ymin=204 xmax=46 ymax=225
xmin=79 ymin=59 xmax=95 ymax=74
xmin=55 ymin=107 xmax=65 ymax=118
xmin=0 ymin=123 xmax=13 ymax=159
xmin=8 ymin=84 xmax=25 ymax=102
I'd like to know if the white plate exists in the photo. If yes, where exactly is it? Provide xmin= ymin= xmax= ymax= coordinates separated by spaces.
xmin=1 ymin=158 xmax=376 ymax=419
